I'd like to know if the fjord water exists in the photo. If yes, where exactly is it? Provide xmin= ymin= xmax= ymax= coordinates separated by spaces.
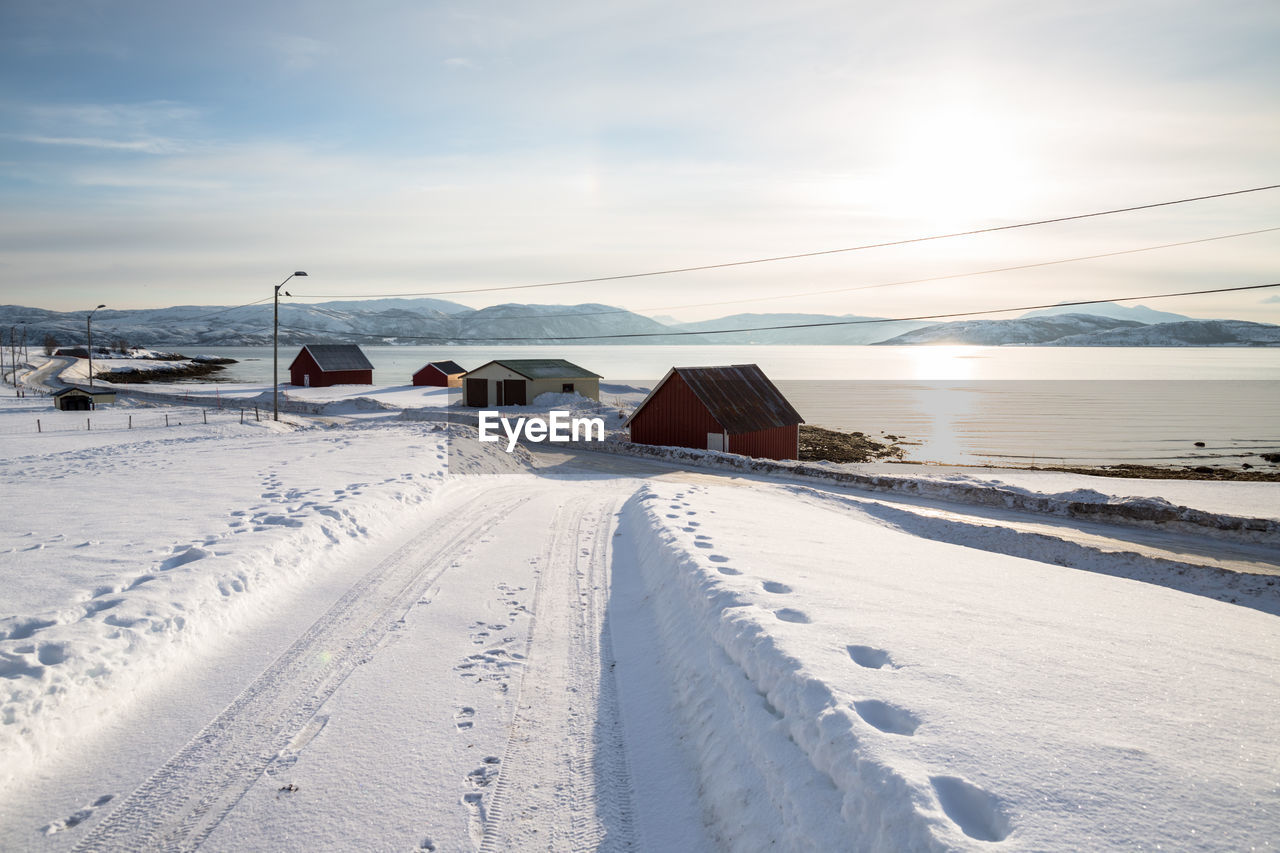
xmin=188 ymin=345 xmax=1280 ymax=467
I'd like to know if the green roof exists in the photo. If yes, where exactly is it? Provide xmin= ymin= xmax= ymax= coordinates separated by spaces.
xmin=484 ymin=359 xmax=601 ymax=380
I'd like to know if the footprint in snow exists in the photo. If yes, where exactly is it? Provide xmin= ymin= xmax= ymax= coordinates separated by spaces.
xmin=930 ymin=776 xmax=1011 ymax=842
xmin=762 ymin=581 xmax=791 ymax=594
xmin=463 ymin=793 xmax=486 ymax=846
xmin=847 ymin=645 xmax=896 ymax=669
xmin=853 ymin=699 xmax=920 ymax=736
xmin=455 ymin=707 xmax=476 ymax=731
xmin=41 ymin=794 xmax=114 ymax=836
xmin=774 ymin=608 xmax=811 ymax=624
xmin=466 ymin=756 xmax=502 ymax=788
xmin=159 ymin=546 xmax=210 ymax=571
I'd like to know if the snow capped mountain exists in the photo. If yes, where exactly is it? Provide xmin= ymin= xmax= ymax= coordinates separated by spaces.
xmin=0 ymin=301 xmax=694 ymax=347
xmin=874 ymin=313 xmax=1146 ymax=346
xmin=1019 ymin=301 xmax=1192 ymax=325
xmin=667 ymin=313 xmax=931 ymax=344
xmin=2 ymin=300 xmax=1276 ymax=348
xmin=1048 ymin=319 xmax=1280 ymax=346
xmin=450 ymin=303 xmax=684 ymax=343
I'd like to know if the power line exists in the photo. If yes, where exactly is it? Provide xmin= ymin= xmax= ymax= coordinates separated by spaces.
xmin=162 ymin=296 xmax=274 ymax=324
xmin=279 ymin=280 xmax=1280 ymax=343
xmin=286 ymin=225 xmax=1279 ymax=325
xmin=288 ymin=182 xmax=1280 ymax=300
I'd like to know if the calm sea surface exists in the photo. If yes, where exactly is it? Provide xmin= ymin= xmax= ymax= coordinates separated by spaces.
xmin=183 ymin=345 xmax=1280 ymax=467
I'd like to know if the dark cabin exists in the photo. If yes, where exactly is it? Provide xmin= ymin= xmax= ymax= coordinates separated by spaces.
xmin=288 ymin=344 xmax=374 ymax=387
xmin=624 ymin=364 xmax=804 ymax=460
xmin=53 ymin=386 xmax=116 ymax=411
xmin=412 ymin=360 xmax=467 ymax=388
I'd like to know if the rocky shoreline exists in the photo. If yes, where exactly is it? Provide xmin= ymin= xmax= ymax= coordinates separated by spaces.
xmin=92 ymin=355 xmax=236 ymax=384
xmin=800 ymin=425 xmax=1280 ymax=480
xmin=798 ymin=425 xmax=906 ymax=463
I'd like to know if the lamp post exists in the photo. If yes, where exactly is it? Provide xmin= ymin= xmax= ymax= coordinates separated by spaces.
xmin=87 ymin=304 xmax=106 ymax=387
xmin=273 ymin=271 xmax=307 ymax=421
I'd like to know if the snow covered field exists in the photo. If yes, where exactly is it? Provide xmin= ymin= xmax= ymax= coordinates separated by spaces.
xmin=2 ymin=387 xmax=1279 ymax=851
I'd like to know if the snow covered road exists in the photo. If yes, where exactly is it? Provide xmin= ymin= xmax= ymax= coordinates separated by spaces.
xmin=3 ymin=417 xmax=1279 ymax=851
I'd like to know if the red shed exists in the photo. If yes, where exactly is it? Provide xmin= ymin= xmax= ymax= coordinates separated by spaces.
xmin=624 ymin=364 xmax=804 ymax=460
xmin=288 ymin=344 xmax=374 ymax=387
xmin=412 ymin=360 xmax=467 ymax=387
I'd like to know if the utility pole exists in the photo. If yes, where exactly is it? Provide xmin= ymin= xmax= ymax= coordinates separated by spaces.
xmin=273 ymin=271 xmax=307 ymax=421
xmin=87 ymin=304 xmax=106 ymax=388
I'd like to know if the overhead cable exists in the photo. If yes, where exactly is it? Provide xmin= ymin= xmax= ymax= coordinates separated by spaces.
xmin=287 ymin=183 xmax=1280 ymax=299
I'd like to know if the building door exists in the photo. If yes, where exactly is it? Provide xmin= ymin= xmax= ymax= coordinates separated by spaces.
xmin=464 ymin=377 xmax=488 ymax=407
xmin=707 ymin=432 xmax=725 ymax=452
xmin=499 ymin=379 xmax=527 ymax=406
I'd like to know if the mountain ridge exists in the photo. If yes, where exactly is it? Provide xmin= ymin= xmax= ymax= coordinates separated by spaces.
xmin=1 ymin=300 xmax=1275 ymax=348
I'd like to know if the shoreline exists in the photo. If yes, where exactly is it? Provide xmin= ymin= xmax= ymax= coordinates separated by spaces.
xmin=94 ymin=362 xmax=230 ymax=383
xmin=52 ymin=359 xmax=1280 ymax=480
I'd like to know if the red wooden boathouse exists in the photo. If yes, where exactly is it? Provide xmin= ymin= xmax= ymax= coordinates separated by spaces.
xmin=412 ymin=360 xmax=467 ymax=387
xmin=288 ymin=344 xmax=374 ymax=387
xmin=624 ymin=364 xmax=804 ymax=460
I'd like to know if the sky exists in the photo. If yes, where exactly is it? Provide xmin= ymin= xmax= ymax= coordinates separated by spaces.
xmin=1 ymin=0 xmax=1278 ymax=323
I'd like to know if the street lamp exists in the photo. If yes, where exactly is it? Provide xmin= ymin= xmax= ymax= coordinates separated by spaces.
xmin=87 ymin=304 xmax=106 ymax=387
xmin=274 ymin=271 xmax=307 ymax=421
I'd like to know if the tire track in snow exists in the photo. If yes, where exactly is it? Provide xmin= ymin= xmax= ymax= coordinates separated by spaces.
xmin=477 ymin=493 xmax=639 ymax=852
xmin=74 ymin=488 xmax=536 ymax=852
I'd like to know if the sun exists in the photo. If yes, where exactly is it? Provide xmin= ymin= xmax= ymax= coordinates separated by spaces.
xmin=870 ymin=105 xmax=1036 ymax=229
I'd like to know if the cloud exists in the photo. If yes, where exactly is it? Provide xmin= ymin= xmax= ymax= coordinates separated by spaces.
xmin=4 ymin=101 xmax=200 ymax=156
xmin=8 ymin=134 xmax=179 ymax=154
xmin=269 ymin=34 xmax=326 ymax=72
xmin=24 ymin=102 xmax=200 ymax=130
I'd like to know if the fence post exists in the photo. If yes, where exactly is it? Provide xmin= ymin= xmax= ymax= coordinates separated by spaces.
xmin=203 ymin=409 xmax=207 ymax=425
xmin=87 ymin=418 xmax=91 ymax=431
xmin=37 ymin=418 xmax=41 ymax=433
xmin=254 ymin=406 xmax=259 ymax=422
xmin=240 ymin=408 xmax=244 ymax=424
xmin=165 ymin=414 xmax=169 ymax=427
xmin=129 ymin=415 xmax=132 ymax=429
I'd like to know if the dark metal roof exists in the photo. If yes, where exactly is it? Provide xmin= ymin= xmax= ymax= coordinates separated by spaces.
xmin=480 ymin=359 xmax=601 ymax=380
xmin=53 ymin=385 xmax=114 ymax=397
xmin=633 ymin=364 xmax=803 ymax=433
xmin=300 ymin=344 xmax=374 ymax=372
xmin=424 ymin=360 xmax=466 ymax=375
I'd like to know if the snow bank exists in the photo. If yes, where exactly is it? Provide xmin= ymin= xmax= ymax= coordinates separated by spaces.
xmin=620 ymin=487 xmax=940 ymax=850
xmin=619 ymin=481 xmax=1280 ymax=851
xmin=852 ymin=463 xmax=1280 ymax=523
xmin=580 ymin=439 xmax=1280 ymax=543
xmin=0 ymin=419 xmax=532 ymax=792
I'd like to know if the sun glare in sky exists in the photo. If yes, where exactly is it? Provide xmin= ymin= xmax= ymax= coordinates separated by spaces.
xmin=874 ymin=106 xmax=1035 ymax=230
xmin=0 ymin=1 xmax=1277 ymax=320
